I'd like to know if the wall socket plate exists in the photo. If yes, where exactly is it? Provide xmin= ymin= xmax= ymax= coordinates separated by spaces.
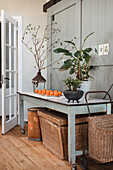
xmin=95 ymin=43 xmax=109 ymax=56
xmin=99 ymin=44 xmax=104 ymax=56
xmin=104 ymin=43 xmax=109 ymax=55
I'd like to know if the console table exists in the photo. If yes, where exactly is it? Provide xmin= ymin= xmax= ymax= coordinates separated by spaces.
xmin=18 ymin=92 xmax=111 ymax=167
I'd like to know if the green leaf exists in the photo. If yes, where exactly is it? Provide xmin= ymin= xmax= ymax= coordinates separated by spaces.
xmin=54 ymin=48 xmax=69 ymax=54
xmin=83 ymin=32 xmax=94 ymax=44
xmin=71 ymin=79 xmax=82 ymax=91
xmin=82 ymin=32 xmax=94 ymax=48
xmin=64 ymin=41 xmax=75 ymax=46
xmin=69 ymin=68 xmax=75 ymax=74
xmin=74 ymin=51 xmax=80 ymax=58
xmin=79 ymin=57 xmax=83 ymax=61
xmin=64 ymin=59 xmax=72 ymax=64
xmin=64 ymin=52 xmax=73 ymax=57
xmin=54 ymin=48 xmax=72 ymax=57
xmin=83 ymin=51 xmax=91 ymax=63
xmin=59 ymin=63 xmax=71 ymax=71
xmin=82 ymin=71 xmax=86 ymax=74
xmin=84 ymin=48 xmax=92 ymax=53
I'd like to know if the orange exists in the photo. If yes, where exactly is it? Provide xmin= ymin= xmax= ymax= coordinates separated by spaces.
xmin=54 ymin=92 xmax=59 ymax=97
xmin=43 ymin=89 xmax=46 ymax=92
xmin=46 ymin=93 xmax=50 ymax=96
xmin=38 ymin=90 xmax=42 ymax=94
xmin=35 ymin=89 xmax=39 ymax=93
xmin=46 ymin=90 xmax=50 ymax=94
xmin=49 ymin=90 xmax=53 ymax=93
xmin=58 ymin=91 xmax=62 ymax=96
xmin=42 ymin=90 xmax=46 ymax=94
xmin=41 ymin=92 xmax=44 ymax=96
xmin=50 ymin=92 xmax=54 ymax=96
xmin=54 ymin=90 xmax=58 ymax=93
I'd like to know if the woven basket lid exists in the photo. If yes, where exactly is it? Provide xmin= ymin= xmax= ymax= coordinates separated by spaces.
xmin=38 ymin=109 xmax=68 ymax=126
xmin=89 ymin=114 xmax=113 ymax=131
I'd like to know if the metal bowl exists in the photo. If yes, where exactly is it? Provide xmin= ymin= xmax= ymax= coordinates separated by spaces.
xmin=63 ymin=90 xmax=84 ymax=103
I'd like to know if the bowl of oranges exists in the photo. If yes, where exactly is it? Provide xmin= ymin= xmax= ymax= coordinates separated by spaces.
xmin=35 ymin=89 xmax=62 ymax=97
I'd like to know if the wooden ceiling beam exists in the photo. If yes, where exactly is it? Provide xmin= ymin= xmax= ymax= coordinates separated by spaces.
xmin=43 ymin=0 xmax=62 ymax=12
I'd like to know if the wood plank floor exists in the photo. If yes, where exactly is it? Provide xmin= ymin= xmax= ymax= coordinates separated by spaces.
xmin=0 ymin=121 xmax=113 ymax=170
xmin=0 ymin=123 xmax=71 ymax=170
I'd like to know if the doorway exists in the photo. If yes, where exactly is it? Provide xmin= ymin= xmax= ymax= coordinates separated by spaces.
xmin=0 ymin=13 xmax=22 ymax=134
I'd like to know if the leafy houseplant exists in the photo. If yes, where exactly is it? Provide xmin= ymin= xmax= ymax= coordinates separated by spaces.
xmin=63 ymin=77 xmax=84 ymax=103
xmin=63 ymin=77 xmax=82 ymax=91
xmin=54 ymin=32 xmax=94 ymax=81
xmin=54 ymin=32 xmax=94 ymax=102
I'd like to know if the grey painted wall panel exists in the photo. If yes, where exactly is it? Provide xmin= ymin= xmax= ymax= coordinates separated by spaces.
xmin=82 ymin=0 xmax=113 ymax=98
xmin=50 ymin=1 xmax=80 ymax=91
xmin=83 ymin=0 xmax=113 ymax=65
xmin=47 ymin=0 xmax=113 ymax=99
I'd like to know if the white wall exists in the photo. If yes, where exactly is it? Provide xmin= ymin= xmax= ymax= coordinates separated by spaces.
xmin=0 ymin=0 xmax=47 ymax=120
xmin=0 ymin=0 xmax=47 ymax=91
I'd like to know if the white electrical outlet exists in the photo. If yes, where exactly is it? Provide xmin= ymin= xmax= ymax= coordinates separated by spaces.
xmin=104 ymin=43 xmax=109 ymax=55
xmin=99 ymin=44 xmax=104 ymax=56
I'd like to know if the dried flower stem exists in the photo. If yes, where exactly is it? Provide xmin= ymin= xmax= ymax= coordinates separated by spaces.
xmin=22 ymin=23 xmax=62 ymax=72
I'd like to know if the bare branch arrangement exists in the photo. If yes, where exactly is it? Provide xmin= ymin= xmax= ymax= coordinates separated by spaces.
xmin=22 ymin=22 xmax=62 ymax=72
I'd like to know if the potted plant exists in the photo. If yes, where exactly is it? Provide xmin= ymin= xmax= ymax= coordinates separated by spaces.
xmin=63 ymin=77 xmax=83 ymax=103
xmin=54 ymin=32 xmax=94 ymax=101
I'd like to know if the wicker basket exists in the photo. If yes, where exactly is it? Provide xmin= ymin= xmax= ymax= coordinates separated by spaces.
xmin=89 ymin=114 xmax=113 ymax=163
xmin=38 ymin=109 xmax=106 ymax=160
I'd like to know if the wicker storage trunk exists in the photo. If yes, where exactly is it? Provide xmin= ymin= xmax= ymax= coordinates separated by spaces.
xmin=38 ymin=109 xmax=91 ymax=160
xmin=89 ymin=114 xmax=113 ymax=163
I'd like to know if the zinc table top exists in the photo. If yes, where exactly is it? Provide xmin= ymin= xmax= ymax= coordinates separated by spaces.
xmin=18 ymin=91 xmax=111 ymax=106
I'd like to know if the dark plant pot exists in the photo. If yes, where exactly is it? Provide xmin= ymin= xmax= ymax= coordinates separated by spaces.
xmin=63 ymin=90 xmax=84 ymax=103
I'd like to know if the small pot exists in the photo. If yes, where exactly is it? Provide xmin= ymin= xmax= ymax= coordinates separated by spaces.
xmin=63 ymin=90 xmax=84 ymax=103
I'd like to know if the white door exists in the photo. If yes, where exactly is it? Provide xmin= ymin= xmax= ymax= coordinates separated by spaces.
xmin=1 ymin=10 xmax=17 ymax=134
xmin=47 ymin=0 xmax=81 ymax=90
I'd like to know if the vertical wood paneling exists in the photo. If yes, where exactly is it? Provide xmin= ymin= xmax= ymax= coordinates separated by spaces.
xmin=82 ymin=0 xmax=92 ymax=48
xmin=49 ymin=1 xmax=81 ymax=90
xmin=97 ymin=0 xmax=106 ymax=43
xmin=47 ymin=0 xmax=113 ymax=99
xmin=82 ymin=0 xmax=113 ymax=99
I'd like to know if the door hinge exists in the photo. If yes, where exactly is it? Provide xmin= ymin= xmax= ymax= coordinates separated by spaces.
xmin=51 ymin=15 xmax=55 ymax=21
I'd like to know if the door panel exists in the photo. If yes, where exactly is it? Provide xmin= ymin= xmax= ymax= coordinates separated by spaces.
xmin=1 ymin=10 xmax=17 ymax=134
xmin=50 ymin=1 xmax=80 ymax=91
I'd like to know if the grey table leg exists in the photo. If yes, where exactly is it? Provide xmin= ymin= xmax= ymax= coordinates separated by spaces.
xmin=68 ymin=107 xmax=76 ymax=168
xmin=20 ymin=98 xmax=25 ymax=134
xmin=107 ymin=103 xmax=111 ymax=115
